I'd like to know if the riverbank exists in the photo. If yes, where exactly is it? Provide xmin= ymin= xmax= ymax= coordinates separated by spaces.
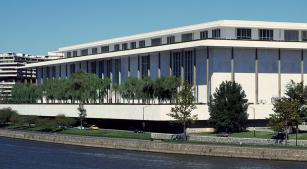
xmin=0 ymin=129 xmax=307 ymax=161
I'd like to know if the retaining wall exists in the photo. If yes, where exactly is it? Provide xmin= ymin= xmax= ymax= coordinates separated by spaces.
xmin=0 ymin=129 xmax=307 ymax=161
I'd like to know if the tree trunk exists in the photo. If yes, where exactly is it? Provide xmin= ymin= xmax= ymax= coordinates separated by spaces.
xmin=183 ymin=122 xmax=187 ymax=141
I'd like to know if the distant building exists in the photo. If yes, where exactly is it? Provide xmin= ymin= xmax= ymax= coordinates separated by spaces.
xmin=0 ymin=53 xmax=53 ymax=97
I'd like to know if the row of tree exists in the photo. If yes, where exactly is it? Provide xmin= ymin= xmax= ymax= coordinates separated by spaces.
xmin=10 ymin=72 xmax=180 ymax=104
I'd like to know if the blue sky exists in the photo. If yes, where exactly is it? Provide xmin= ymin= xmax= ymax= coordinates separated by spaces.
xmin=1 ymin=0 xmax=307 ymax=55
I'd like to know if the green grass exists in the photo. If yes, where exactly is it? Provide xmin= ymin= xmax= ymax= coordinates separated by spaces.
xmin=195 ymin=131 xmax=307 ymax=140
xmin=61 ymin=128 xmax=151 ymax=140
xmin=164 ymin=140 xmax=307 ymax=150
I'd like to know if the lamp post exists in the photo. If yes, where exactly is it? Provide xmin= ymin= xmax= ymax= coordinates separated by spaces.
xmin=248 ymin=103 xmax=256 ymax=137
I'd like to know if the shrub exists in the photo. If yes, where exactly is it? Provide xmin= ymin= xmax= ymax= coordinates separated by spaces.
xmin=54 ymin=114 xmax=76 ymax=128
xmin=0 ymin=108 xmax=18 ymax=125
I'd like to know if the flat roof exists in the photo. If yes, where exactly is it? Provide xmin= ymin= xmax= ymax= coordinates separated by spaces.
xmin=22 ymin=39 xmax=307 ymax=69
xmin=58 ymin=20 xmax=307 ymax=52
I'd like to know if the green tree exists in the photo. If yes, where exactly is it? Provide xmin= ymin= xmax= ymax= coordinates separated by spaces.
xmin=209 ymin=81 xmax=249 ymax=133
xmin=78 ymin=103 xmax=87 ymax=129
xmin=268 ymin=81 xmax=307 ymax=143
xmin=11 ymin=83 xmax=42 ymax=104
xmin=142 ymin=77 xmax=154 ymax=103
xmin=121 ymin=77 xmax=140 ymax=103
xmin=154 ymin=76 xmax=179 ymax=103
xmin=168 ymin=82 xmax=197 ymax=140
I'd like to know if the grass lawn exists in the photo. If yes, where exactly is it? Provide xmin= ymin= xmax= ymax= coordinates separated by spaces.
xmin=195 ymin=131 xmax=307 ymax=140
xmin=61 ymin=128 xmax=151 ymax=140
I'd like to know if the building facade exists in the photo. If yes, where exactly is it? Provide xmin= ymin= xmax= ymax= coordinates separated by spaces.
xmin=0 ymin=53 xmax=52 ymax=98
xmin=22 ymin=20 xmax=307 ymax=122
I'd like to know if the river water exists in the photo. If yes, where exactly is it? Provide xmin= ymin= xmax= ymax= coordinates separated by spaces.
xmin=0 ymin=137 xmax=306 ymax=169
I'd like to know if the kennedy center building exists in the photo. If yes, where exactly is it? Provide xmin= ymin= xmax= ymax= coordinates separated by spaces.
xmin=21 ymin=20 xmax=307 ymax=124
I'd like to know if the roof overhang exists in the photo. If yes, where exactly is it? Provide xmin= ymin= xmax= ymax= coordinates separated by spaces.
xmin=21 ymin=39 xmax=307 ymax=69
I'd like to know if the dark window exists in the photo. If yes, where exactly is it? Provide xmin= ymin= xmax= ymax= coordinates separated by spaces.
xmin=67 ymin=52 xmax=72 ymax=57
xmin=114 ymin=44 xmax=120 ymax=51
xmin=184 ymin=51 xmax=193 ymax=84
xmin=105 ymin=60 xmax=112 ymax=78
xmin=81 ymin=49 xmax=88 ymax=56
xmin=284 ymin=30 xmax=299 ymax=41
xmin=114 ymin=59 xmax=120 ymax=84
xmin=172 ymin=52 xmax=181 ymax=78
xmin=200 ymin=31 xmax=208 ymax=39
xmin=302 ymin=31 xmax=307 ymax=41
xmin=182 ymin=33 xmax=193 ymax=42
xmin=101 ymin=46 xmax=109 ymax=53
xmin=130 ymin=42 xmax=137 ymax=49
xmin=122 ymin=43 xmax=128 ymax=50
xmin=167 ymin=36 xmax=175 ymax=44
xmin=259 ymin=29 xmax=273 ymax=40
xmin=46 ymin=67 xmax=50 ymax=78
xmin=236 ymin=28 xmax=251 ymax=39
xmin=91 ymin=62 xmax=96 ymax=74
xmin=73 ymin=51 xmax=78 ymax=57
xmin=212 ymin=29 xmax=221 ymax=39
xmin=151 ymin=38 xmax=161 ymax=46
xmin=98 ymin=60 xmax=104 ymax=78
xmin=52 ymin=66 xmax=56 ymax=78
xmin=70 ymin=64 xmax=75 ymax=74
xmin=139 ymin=40 xmax=146 ymax=48
xmin=141 ymin=55 xmax=150 ymax=79
xmin=92 ymin=48 xmax=98 ymax=54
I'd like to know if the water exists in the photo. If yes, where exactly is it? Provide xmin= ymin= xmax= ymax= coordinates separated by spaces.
xmin=0 ymin=137 xmax=306 ymax=169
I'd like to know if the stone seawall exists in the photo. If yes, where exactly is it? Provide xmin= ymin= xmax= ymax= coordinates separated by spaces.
xmin=0 ymin=129 xmax=307 ymax=161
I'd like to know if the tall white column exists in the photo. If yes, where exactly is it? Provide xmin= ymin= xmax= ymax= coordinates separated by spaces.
xmin=206 ymin=47 xmax=210 ymax=103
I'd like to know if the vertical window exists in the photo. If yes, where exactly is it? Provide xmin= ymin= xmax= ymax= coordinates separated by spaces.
xmin=73 ymin=51 xmax=78 ymax=57
xmin=67 ymin=52 xmax=72 ymax=57
xmin=259 ymin=29 xmax=273 ymax=40
xmin=114 ymin=44 xmax=120 ymax=51
xmin=167 ymin=36 xmax=175 ymax=44
xmin=200 ymin=31 xmax=208 ymax=39
xmin=184 ymin=51 xmax=193 ymax=84
xmin=92 ymin=48 xmax=98 ymax=54
xmin=172 ymin=52 xmax=181 ymax=78
xmin=81 ymin=49 xmax=88 ymax=56
xmin=182 ymin=33 xmax=193 ymax=42
xmin=122 ymin=43 xmax=128 ymax=50
xmin=141 ymin=55 xmax=150 ymax=79
xmin=106 ymin=60 xmax=112 ymax=78
xmin=212 ymin=29 xmax=221 ymax=39
xmin=70 ymin=64 xmax=75 ymax=74
xmin=302 ymin=31 xmax=307 ymax=41
xmin=151 ymin=38 xmax=161 ymax=46
xmin=101 ymin=46 xmax=109 ymax=53
xmin=46 ymin=67 xmax=50 ymax=78
xmin=130 ymin=42 xmax=137 ymax=49
xmin=114 ymin=59 xmax=121 ymax=84
xmin=91 ymin=62 xmax=96 ymax=74
xmin=52 ymin=66 xmax=56 ymax=78
xmin=98 ymin=60 xmax=104 ymax=78
xmin=284 ymin=30 xmax=299 ymax=41
xmin=236 ymin=28 xmax=251 ymax=39
xmin=139 ymin=40 xmax=146 ymax=48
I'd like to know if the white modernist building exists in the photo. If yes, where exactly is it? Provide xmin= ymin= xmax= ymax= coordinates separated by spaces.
xmin=20 ymin=20 xmax=307 ymax=123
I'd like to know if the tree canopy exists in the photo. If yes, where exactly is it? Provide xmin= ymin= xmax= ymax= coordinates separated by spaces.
xmin=209 ymin=81 xmax=249 ymax=133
